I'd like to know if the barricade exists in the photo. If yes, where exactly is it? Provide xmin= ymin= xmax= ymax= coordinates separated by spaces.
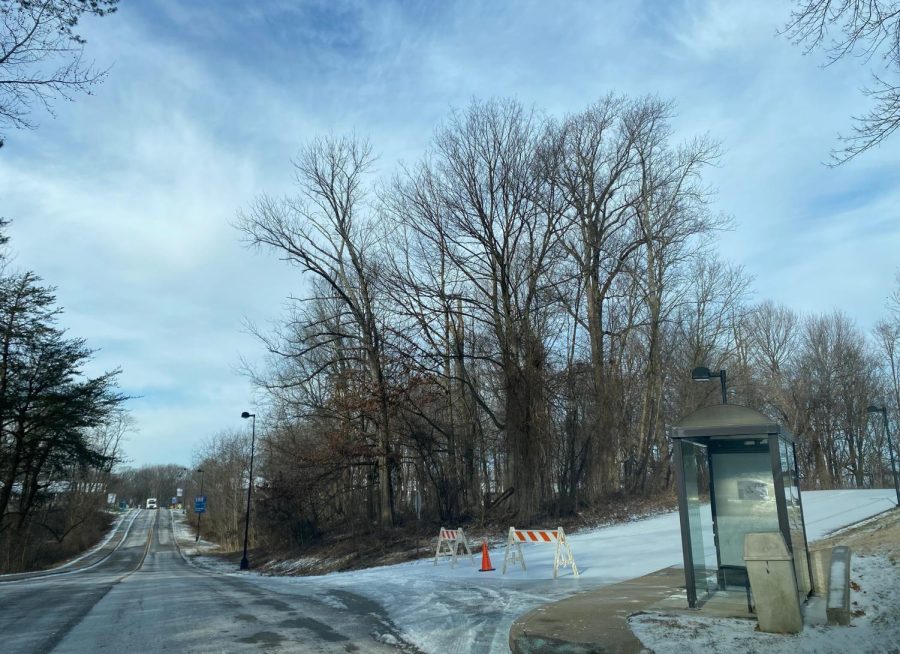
xmin=502 ymin=527 xmax=579 ymax=578
xmin=434 ymin=527 xmax=474 ymax=567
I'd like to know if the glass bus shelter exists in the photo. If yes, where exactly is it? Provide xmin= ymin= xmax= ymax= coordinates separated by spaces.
xmin=670 ymin=404 xmax=812 ymax=609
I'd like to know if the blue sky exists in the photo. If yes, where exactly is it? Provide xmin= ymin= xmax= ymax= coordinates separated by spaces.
xmin=1 ymin=0 xmax=898 ymax=467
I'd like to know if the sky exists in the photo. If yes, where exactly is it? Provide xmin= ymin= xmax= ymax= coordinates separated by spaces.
xmin=1 ymin=0 xmax=899 ymax=467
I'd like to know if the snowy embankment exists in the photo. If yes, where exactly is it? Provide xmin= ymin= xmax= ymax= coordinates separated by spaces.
xmin=169 ymin=509 xmax=223 ymax=567
xmin=186 ymin=489 xmax=896 ymax=654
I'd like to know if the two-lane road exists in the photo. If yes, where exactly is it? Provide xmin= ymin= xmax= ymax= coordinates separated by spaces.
xmin=0 ymin=510 xmax=154 ymax=654
xmin=0 ymin=510 xmax=417 ymax=653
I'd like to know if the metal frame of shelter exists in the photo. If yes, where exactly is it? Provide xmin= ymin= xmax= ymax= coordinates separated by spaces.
xmin=670 ymin=404 xmax=814 ymax=609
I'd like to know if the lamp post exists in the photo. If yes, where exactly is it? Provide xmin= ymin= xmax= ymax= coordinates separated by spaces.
xmin=691 ymin=366 xmax=727 ymax=404
xmin=177 ymin=467 xmax=188 ymax=511
xmin=240 ymin=411 xmax=256 ymax=571
xmin=195 ymin=468 xmax=204 ymax=542
xmin=866 ymin=405 xmax=900 ymax=506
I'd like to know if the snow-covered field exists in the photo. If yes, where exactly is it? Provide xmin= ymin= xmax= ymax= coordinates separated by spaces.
xmin=183 ymin=489 xmax=898 ymax=653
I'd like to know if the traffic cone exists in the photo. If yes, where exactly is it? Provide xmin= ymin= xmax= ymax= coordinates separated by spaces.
xmin=479 ymin=538 xmax=495 ymax=572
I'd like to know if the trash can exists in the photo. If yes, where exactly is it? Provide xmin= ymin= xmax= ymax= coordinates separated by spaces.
xmin=744 ymin=532 xmax=803 ymax=634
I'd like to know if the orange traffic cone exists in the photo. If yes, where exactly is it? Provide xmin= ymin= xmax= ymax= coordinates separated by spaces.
xmin=479 ymin=538 xmax=495 ymax=572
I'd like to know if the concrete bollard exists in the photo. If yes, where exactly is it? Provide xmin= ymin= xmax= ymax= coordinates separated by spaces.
xmin=744 ymin=532 xmax=803 ymax=634
xmin=826 ymin=546 xmax=852 ymax=626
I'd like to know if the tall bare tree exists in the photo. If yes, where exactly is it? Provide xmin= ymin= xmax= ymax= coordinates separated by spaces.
xmin=238 ymin=136 xmax=396 ymax=528
xmin=386 ymin=99 xmax=565 ymax=521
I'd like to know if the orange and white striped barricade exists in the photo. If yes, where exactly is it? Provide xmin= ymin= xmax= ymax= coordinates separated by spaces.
xmin=502 ymin=527 xmax=579 ymax=578
xmin=434 ymin=527 xmax=474 ymax=567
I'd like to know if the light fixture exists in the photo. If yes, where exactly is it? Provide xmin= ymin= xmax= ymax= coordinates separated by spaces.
xmin=691 ymin=366 xmax=727 ymax=404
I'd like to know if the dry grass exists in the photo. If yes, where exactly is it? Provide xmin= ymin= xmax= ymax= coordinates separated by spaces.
xmin=812 ymin=508 xmax=900 ymax=563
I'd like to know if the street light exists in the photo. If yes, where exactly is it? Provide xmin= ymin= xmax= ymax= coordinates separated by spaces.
xmin=177 ymin=467 xmax=188 ymax=510
xmin=866 ymin=404 xmax=900 ymax=506
xmin=240 ymin=411 xmax=256 ymax=571
xmin=195 ymin=468 xmax=204 ymax=543
xmin=691 ymin=366 xmax=728 ymax=404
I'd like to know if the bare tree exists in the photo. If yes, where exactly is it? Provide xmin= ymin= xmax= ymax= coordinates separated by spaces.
xmin=784 ymin=0 xmax=900 ymax=163
xmin=549 ymin=96 xmax=647 ymax=498
xmin=386 ymin=99 xmax=565 ymax=522
xmin=548 ymin=96 xmax=725 ymax=497
xmin=192 ymin=430 xmax=253 ymax=550
xmin=792 ymin=311 xmax=883 ymax=486
xmin=238 ymin=136 xmax=397 ymax=528
xmin=627 ymin=115 xmax=726 ymax=493
xmin=0 ymin=0 xmax=117 ymax=147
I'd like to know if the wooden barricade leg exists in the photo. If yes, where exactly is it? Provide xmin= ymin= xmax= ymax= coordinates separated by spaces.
xmin=554 ymin=527 xmax=579 ymax=578
xmin=553 ymin=533 xmax=561 ymax=579
xmin=502 ymin=527 xmax=526 ymax=574
xmin=502 ymin=527 xmax=514 ymax=574
xmin=568 ymin=536 xmax=579 ymax=577
xmin=434 ymin=528 xmax=445 ymax=565
xmin=435 ymin=527 xmax=455 ymax=565
xmin=458 ymin=528 xmax=474 ymax=563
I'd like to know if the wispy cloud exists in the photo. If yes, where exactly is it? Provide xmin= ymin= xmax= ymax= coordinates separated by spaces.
xmin=2 ymin=0 xmax=897 ymax=465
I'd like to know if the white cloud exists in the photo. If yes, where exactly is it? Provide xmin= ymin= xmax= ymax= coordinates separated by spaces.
xmin=2 ymin=0 xmax=898 ymax=465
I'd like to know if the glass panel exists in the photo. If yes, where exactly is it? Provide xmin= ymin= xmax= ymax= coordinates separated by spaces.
xmin=710 ymin=449 xmax=779 ymax=574
xmin=781 ymin=438 xmax=811 ymax=595
xmin=681 ymin=440 xmax=716 ymax=602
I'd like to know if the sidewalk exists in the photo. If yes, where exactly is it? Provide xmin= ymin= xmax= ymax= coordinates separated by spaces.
xmin=508 ymin=566 xmax=684 ymax=654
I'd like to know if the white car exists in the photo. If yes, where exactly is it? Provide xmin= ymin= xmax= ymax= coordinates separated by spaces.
xmin=146 ymin=498 xmax=158 ymax=509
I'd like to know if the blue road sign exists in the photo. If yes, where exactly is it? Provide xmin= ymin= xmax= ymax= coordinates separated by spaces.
xmin=194 ymin=496 xmax=207 ymax=513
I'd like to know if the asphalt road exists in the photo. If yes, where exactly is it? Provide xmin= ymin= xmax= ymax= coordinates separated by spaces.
xmin=0 ymin=510 xmax=418 ymax=653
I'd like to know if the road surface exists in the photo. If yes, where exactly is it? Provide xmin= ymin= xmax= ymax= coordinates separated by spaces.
xmin=0 ymin=510 xmax=418 ymax=653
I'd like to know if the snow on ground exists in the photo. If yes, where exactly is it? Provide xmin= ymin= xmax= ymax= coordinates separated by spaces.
xmin=181 ymin=489 xmax=897 ymax=654
xmin=630 ymin=554 xmax=900 ymax=654
xmin=167 ymin=509 xmax=232 ymax=573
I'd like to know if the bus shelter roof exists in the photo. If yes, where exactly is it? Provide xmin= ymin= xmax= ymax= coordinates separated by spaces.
xmin=670 ymin=404 xmax=791 ymax=442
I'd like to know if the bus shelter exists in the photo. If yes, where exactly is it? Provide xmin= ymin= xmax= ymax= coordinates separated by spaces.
xmin=670 ymin=404 xmax=812 ymax=608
